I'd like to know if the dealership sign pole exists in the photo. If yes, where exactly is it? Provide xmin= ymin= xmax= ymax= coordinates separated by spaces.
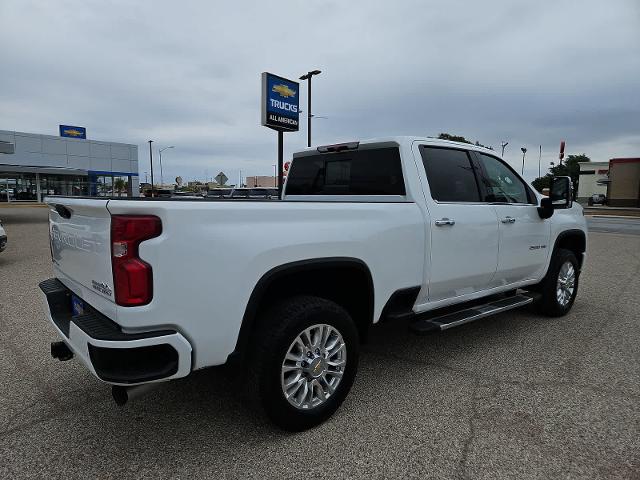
xmin=261 ymin=72 xmax=300 ymax=198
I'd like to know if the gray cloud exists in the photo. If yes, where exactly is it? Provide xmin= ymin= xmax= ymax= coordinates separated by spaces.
xmin=1 ymin=0 xmax=638 ymax=184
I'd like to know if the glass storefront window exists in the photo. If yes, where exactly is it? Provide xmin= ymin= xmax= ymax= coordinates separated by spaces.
xmin=0 ymin=172 xmax=129 ymax=201
xmin=0 ymin=173 xmax=90 ymax=201
xmin=0 ymin=173 xmax=37 ymax=201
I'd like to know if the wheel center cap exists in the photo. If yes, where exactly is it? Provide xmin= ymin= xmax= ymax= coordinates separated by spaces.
xmin=308 ymin=357 xmax=326 ymax=378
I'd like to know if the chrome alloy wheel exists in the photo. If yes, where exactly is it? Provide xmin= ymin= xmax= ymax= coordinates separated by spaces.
xmin=281 ymin=324 xmax=347 ymax=410
xmin=556 ymin=261 xmax=576 ymax=307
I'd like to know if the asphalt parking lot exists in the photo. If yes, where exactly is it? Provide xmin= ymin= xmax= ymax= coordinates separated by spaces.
xmin=1 ymin=206 xmax=639 ymax=479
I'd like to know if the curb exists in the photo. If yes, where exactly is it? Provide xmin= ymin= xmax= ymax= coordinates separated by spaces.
xmin=0 ymin=203 xmax=48 ymax=208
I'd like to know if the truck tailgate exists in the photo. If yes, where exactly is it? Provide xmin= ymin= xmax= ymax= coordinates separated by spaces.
xmin=47 ymin=198 xmax=115 ymax=302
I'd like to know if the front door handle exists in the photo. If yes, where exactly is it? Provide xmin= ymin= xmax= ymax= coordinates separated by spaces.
xmin=501 ymin=216 xmax=516 ymax=224
xmin=435 ymin=218 xmax=455 ymax=226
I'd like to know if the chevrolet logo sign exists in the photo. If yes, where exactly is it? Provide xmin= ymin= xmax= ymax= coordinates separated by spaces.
xmin=272 ymin=84 xmax=296 ymax=98
xmin=63 ymin=129 xmax=84 ymax=137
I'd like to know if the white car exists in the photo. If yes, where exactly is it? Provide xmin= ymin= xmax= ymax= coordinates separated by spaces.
xmin=0 ymin=219 xmax=6 ymax=252
xmin=41 ymin=136 xmax=587 ymax=430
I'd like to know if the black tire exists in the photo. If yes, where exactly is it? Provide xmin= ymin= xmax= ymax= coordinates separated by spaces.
xmin=533 ymin=248 xmax=580 ymax=317
xmin=247 ymin=295 xmax=359 ymax=431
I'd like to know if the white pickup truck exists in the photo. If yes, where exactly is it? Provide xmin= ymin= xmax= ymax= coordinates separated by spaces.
xmin=41 ymin=137 xmax=587 ymax=430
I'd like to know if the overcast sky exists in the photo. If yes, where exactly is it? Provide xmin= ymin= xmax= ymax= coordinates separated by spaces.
xmin=1 ymin=0 xmax=639 ymax=183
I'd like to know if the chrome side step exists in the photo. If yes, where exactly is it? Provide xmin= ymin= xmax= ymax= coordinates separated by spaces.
xmin=409 ymin=294 xmax=533 ymax=335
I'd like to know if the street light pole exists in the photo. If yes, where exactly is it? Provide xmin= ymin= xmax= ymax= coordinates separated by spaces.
xmin=521 ymin=147 xmax=527 ymax=175
xmin=148 ymin=140 xmax=154 ymax=197
xmin=158 ymin=146 xmax=175 ymax=187
xmin=299 ymin=70 xmax=322 ymax=148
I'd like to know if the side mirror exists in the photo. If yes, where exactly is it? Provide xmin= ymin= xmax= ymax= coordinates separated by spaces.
xmin=537 ymin=197 xmax=553 ymax=219
xmin=550 ymin=176 xmax=572 ymax=209
xmin=538 ymin=176 xmax=573 ymax=219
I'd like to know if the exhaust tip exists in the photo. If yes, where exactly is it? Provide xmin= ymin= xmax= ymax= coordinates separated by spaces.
xmin=51 ymin=341 xmax=73 ymax=361
xmin=111 ymin=383 xmax=157 ymax=406
xmin=112 ymin=386 xmax=129 ymax=406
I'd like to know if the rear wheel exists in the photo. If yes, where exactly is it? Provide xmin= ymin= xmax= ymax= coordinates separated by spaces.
xmin=247 ymin=295 xmax=359 ymax=431
xmin=532 ymin=248 xmax=579 ymax=317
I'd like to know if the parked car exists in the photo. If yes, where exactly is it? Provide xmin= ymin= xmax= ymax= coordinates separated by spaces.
xmin=588 ymin=193 xmax=606 ymax=206
xmin=1 ymin=188 xmax=15 ymax=202
xmin=206 ymin=188 xmax=233 ymax=198
xmin=229 ymin=188 xmax=250 ymax=198
xmin=0 ymin=219 xmax=7 ymax=252
xmin=41 ymin=136 xmax=587 ymax=431
xmin=171 ymin=191 xmax=204 ymax=199
xmin=248 ymin=188 xmax=279 ymax=199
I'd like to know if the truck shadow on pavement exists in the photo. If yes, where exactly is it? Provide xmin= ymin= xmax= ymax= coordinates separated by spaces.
xmin=100 ymin=307 xmax=538 ymax=438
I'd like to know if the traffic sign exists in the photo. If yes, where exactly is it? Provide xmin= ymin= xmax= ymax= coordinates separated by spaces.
xmin=215 ymin=172 xmax=228 ymax=185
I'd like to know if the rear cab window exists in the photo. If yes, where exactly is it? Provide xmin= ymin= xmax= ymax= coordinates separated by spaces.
xmin=286 ymin=144 xmax=406 ymax=197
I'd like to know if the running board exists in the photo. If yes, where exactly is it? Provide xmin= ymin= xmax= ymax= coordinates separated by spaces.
xmin=409 ymin=294 xmax=533 ymax=335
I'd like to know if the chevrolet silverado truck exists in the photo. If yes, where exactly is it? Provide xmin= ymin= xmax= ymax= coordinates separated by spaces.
xmin=41 ymin=137 xmax=587 ymax=431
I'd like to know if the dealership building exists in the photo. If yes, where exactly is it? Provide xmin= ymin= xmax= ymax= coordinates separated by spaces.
xmin=0 ymin=129 xmax=139 ymax=203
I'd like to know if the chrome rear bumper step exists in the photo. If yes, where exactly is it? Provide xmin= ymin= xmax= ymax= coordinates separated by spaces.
xmin=409 ymin=294 xmax=534 ymax=335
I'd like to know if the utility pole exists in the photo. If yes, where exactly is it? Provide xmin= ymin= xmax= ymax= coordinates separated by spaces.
xmin=148 ymin=140 xmax=154 ymax=197
xmin=538 ymin=145 xmax=542 ymax=179
xmin=299 ymin=70 xmax=322 ymax=147
xmin=521 ymin=147 xmax=527 ymax=175
xmin=501 ymin=141 xmax=508 ymax=158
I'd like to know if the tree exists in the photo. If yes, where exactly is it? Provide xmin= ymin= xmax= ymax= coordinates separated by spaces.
xmin=438 ymin=133 xmax=472 ymax=144
xmin=531 ymin=154 xmax=590 ymax=195
xmin=437 ymin=133 xmax=493 ymax=150
xmin=560 ymin=154 xmax=590 ymax=188
xmin=531 ymin=175 xmax=552 ymax=192
xmin=114 ymin=178 xmax=126 ymax=197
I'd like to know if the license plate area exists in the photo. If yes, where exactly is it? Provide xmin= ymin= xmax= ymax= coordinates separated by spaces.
xmin=71 ymin=294 xmax=85 ymax=317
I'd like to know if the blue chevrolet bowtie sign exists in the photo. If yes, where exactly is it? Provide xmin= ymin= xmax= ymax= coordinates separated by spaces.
xmin=59 ymin=125 xmax=87 ymax=139
xmin=261 ymin=72 xmax=299 ymax=131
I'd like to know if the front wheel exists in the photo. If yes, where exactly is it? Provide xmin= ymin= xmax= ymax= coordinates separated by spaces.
xmin=248 ymin=295 xmax=359 ymax=431
xmin=532 ymin=248 xmax=580 ymax=317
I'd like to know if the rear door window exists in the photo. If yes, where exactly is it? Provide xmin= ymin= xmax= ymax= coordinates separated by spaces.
xmin=286 ymin=147 xmax=406 ymax=195
xmin=419 ymin=146 xmax=481 ymax=202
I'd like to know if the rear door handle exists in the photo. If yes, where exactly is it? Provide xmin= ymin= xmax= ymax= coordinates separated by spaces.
xmin=501 ymin=216 xmax=516 ymax=224
xmin=435 ymin=218 xmax=455 ymax=226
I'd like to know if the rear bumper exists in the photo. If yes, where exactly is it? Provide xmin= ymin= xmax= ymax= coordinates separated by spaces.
xmin=39 ymin=278 xmax=192 ymax=385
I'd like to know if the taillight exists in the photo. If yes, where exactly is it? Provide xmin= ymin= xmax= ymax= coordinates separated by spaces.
xmin=111 ymin=215 xmax=162 ymax=306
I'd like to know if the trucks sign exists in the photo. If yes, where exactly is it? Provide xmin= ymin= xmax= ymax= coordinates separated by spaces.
xmin=59 ymin=125 xmax=86 ymax=139
xmin=261 ymin=72 xmax=299 ymax=131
